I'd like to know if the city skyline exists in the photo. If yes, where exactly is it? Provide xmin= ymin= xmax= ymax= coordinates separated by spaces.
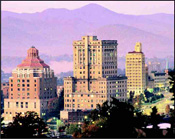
xmin=1 ymin=1 xmax=174 ymax=138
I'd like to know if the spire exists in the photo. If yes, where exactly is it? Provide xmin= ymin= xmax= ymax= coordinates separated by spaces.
xmin=135 ymin=42 xmax=142 ymax=52
xmin=166 ymin=58 xmax=169 ymax=70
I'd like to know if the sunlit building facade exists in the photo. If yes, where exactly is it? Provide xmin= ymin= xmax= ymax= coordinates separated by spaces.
xmin=125 ymin=42 xmax=146 ymax=96
xmin=63 ymin=36 xmax=127 ymax=113
xmin=3 ymin=47 xmax=57 ymax=123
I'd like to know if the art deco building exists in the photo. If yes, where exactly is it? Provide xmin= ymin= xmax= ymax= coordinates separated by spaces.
xmin=3 ymin=47 xmax=57 ymax=123
xmin=63 ymin=36 xmax=127 ymax=113
xmin=125 ymin=42 xmax=146 ymax=96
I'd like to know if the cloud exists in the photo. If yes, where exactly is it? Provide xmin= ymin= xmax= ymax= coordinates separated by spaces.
xmin=49 ymin=60 xmax=73 ymax=74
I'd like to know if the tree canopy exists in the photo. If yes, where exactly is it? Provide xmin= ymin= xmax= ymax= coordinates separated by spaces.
xmin=3 ymin=111 xmax=48 ymax=138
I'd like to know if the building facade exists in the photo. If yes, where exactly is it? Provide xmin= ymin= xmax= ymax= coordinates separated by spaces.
xmin=60 ymin=110 xmax=91 ymax=125
xmin=1 ymin=82 xmax=9 ymax=114
xmin=1 ymin=82 xmax=9 ymax=99
xmin=125 ymin=42 xmax=146 ymax=96
xmin=149 ymin=71 xmax=169 ymax=91
xmin=3 ymin=47 xmax=57 ymax=123
xmin=63 ymin=36 xmax=127 ymax=114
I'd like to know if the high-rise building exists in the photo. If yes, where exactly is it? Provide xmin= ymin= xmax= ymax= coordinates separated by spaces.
xmin=125 ymin=42 xmax=146 ymax=96
xmin=3 ymin=47 xmax=57 ymax=124
xmin=63 ymin=36 xmax=127 ymax=113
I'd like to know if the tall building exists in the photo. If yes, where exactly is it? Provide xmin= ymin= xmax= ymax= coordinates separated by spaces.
xmin=63 ymin=36 xmax=127 ymax=113
xmin=125 ymin=42 xmax=146 ymax=96
xmin=3 ymin=47 xmax=57 ymax=123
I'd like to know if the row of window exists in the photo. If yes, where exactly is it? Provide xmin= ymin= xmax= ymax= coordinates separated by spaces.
xmin=65 ymin=104 xmax=94 ymax=108
xmin=7 ymin=102 xmax=36 ymax=108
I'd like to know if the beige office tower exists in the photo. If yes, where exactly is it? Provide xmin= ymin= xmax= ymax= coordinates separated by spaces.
xmin=63 ymin=36 xmax=127 ymax=112
xmin=3 ymin=47 xmax=57 ymax=124
xmin=125 ymin=42 xmax=146 ymax=96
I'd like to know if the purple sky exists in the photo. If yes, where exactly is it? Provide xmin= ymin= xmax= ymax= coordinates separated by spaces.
xmin=2 ymin=1 xmax=174 ymax=15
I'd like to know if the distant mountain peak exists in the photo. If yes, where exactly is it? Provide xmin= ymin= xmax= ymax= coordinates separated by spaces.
xmin=42 ymin=8 xmax=70 ymax=13
xmin=77 ymin=3 xmax=112 ymax=11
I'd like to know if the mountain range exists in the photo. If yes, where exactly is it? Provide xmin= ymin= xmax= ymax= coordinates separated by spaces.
xmin=1 ymin=3 xmax=174 ymax=73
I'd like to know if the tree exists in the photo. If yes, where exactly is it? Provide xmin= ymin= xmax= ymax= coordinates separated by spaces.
xmin=3 ymin=111 xmax=48 ymax=138
xmin=1 ymin=117 xmax=5 ymax=135
xmin=66 ymin=124 xmax=80 ymax=135
xmin=128 ymin=91 xmax=135 ymax=104
xmin=74 ymin=97 xmax=140 ymax=138
xmin=168 ymin=70 xmax=175 ymax=101
xmin=57 ymin=119 xmax=65 ymax=130
xmin=150 ymin=106 xmax=161 ymax=129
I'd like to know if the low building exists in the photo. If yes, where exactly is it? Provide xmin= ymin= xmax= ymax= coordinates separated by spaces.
xmin=60 ymin=110 xmax=91 ymax=125
xmin=1 ymin=82 xmax=9 ymax=114
xmin=1 ymin=82 xmax=9 ymax=98
xmin=149 ymin=71 xmax=168 ymax=91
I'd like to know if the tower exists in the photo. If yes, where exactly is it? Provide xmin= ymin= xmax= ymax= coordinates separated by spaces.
xmin=125 ymin=42 xmax=146 ymax=96
xmin=63 ymin=36 xmax=127 ymax=111
xmin=3 ymin=47 xmax=57 ymax=124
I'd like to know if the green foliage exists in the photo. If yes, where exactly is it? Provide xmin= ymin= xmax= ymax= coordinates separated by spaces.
xmin=3 ymin=111 xmax=48 ymax=138
xmin=65 ymin=124 xmax=80 ymax=135
xmin=57 ymin=119 xmax=65 ymax=129
xmin=1 ymin=117 xmax=5 ymax=133
xmin=168 ymin=70 xmax=175 ymax=100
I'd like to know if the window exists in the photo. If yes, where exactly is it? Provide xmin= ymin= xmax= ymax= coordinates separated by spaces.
xmin=22 ymin=84 xmax=25 ymax=87
xmin=26 ymin=102 xmax=28 ymax=108
xmin=27 ymin=84 xmax=30 ymax=87
xmin=27 ymin=93 xmax=30 ymax=96
xmin=16 ymin=102 xmax=19 ymax=108
xmin=34 ymin=102 xmax=36 ymax=108
xmin=8 ymin=102 xmax=10 ymax=108
xmin=21 ymin=102 xmax=23 ymax=108
xmin=22 ymin=80 xmax=25 ymax=82
xmin=18 ymin=88 xmax=20 ymax=91
xmin=27 ymin=80 xmax=30 ymax=82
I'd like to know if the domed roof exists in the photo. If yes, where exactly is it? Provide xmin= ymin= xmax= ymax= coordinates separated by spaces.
xmin=17 ymin=46 xmax=49 ymax=68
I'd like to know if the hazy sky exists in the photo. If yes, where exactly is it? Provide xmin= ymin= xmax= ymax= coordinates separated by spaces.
xmin=2 ymin=1 xmax=174 ymax=15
